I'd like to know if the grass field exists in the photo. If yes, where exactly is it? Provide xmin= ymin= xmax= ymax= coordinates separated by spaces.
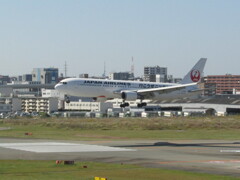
xmin=0 ymin=116 xmax=240 ymax=140
xmin=0 ymin=160 xmax=238 ymax=180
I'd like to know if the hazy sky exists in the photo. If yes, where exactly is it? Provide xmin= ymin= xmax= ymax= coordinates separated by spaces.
xmin=1 ymin=0 xmax=240 ymax=78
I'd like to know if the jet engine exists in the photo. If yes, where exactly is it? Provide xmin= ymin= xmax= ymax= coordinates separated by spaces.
xmin=121 ymin=91 xmax=139 ymax=101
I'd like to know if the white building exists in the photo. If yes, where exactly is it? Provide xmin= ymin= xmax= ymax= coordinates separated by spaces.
xmin=21 ymin=97 xmax=58 ymax=113
xmin=64 ymin=101 xmax=113 ymax=113
xmin=42 ymin=89 xmax=65 ymax=110
xmin=106 ymin=98 xmax=151 ymax=108
xmin=42 ymin=89 xmax=64 ymax=98
xmin=156 ymin=74 xmax=166 ymax=83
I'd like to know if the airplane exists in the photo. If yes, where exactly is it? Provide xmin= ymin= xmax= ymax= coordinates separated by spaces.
xmin=55 ymin=58 xmax=207 ymax=108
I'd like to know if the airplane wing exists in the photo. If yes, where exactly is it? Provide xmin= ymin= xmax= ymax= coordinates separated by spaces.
xmin=136 ymin=82 xmax=198 ymax=99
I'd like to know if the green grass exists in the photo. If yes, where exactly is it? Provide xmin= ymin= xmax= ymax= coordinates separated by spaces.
xmin=0 ymin=160 xmax=237 ymax=180
xmin=1 ymin=125 xmax=240 ymax=141
xmin=1 ymin=116 xmax=240 ymax=140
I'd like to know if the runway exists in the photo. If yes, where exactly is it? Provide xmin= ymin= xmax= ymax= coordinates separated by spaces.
xmin=0 ymin=138 xmax=240 ymax=177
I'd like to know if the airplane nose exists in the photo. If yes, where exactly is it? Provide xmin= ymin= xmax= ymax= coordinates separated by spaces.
xmin=55 ymin=83 xmax=62 ymax=90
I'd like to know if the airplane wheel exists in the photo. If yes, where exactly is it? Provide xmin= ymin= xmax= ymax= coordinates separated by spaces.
xmin=66 ymin=99 xmax=70 ymax=103
xmin=65 ymin=97 xmax=70 ymax=103
xmin=120 ymin=103 xmax=129 ymax=108
xmin=142 ymin=102 xmax=147 ymax=106
xmin=120 ymin=104 xmax=125 ymax=108
xmin=137 ymin=103 xmax=147 ymax=108
xmin=124 ymin=103 xmax=129 ymax=107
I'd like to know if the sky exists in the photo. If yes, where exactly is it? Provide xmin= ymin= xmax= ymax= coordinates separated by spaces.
xmin=1 ymin=0 xmax=240 ymax=78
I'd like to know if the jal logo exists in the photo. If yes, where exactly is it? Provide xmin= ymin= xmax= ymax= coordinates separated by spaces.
xmin=190 ymin=69 xmax=201 ymax=82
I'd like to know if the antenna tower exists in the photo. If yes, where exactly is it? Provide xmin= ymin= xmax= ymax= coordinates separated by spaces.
xmin=102 ymin=62 xmax=106 ymax=77
xmin=131 ymin=57 xmax=134 ymax=75
xmin=64 ymin=61 xmax=67 ymax=77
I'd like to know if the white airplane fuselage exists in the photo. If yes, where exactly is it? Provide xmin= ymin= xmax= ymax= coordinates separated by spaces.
xmin=55 ymin=78 xmax=197 ymax=100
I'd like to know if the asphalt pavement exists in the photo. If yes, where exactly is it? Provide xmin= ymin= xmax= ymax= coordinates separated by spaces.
xmin=0 ymin=138 xmax=240 ymax=177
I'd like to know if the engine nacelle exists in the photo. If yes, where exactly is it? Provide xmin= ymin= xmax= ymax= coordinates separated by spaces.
xmin=121 ymin=91 xmax=139 ymax=101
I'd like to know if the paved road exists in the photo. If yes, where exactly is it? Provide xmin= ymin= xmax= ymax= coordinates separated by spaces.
xmin=1 ymin=138 xmax=240 ymax=177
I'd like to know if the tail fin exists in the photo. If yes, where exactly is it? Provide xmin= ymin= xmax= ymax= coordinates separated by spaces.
xmin=181 ymin=58 xmax=207 ymax=84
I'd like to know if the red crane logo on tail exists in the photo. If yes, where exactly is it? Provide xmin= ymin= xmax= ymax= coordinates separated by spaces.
xmin=190 ymin=69 xmax=201 ymax=82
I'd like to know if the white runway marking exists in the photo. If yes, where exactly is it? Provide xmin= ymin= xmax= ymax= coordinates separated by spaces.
xmin=221 ymin=150 xmax=240 ymax=153
xmin=0 ymin=142 xmax=135 ymax=153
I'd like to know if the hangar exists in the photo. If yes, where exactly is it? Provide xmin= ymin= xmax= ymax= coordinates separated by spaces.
xmin=150 ymin=95 xmax=240 ymax=116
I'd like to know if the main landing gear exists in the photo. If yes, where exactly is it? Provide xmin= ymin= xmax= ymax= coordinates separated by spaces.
xmin=65 ymin=95 xmax=70 ymax=103
xmin=137 ymin=102 xmax=147 ymax=108
xmin=120 ymin=100 xmax=147 ymax=108
xmin=120 ymin=102 xmax=129 ymax=108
